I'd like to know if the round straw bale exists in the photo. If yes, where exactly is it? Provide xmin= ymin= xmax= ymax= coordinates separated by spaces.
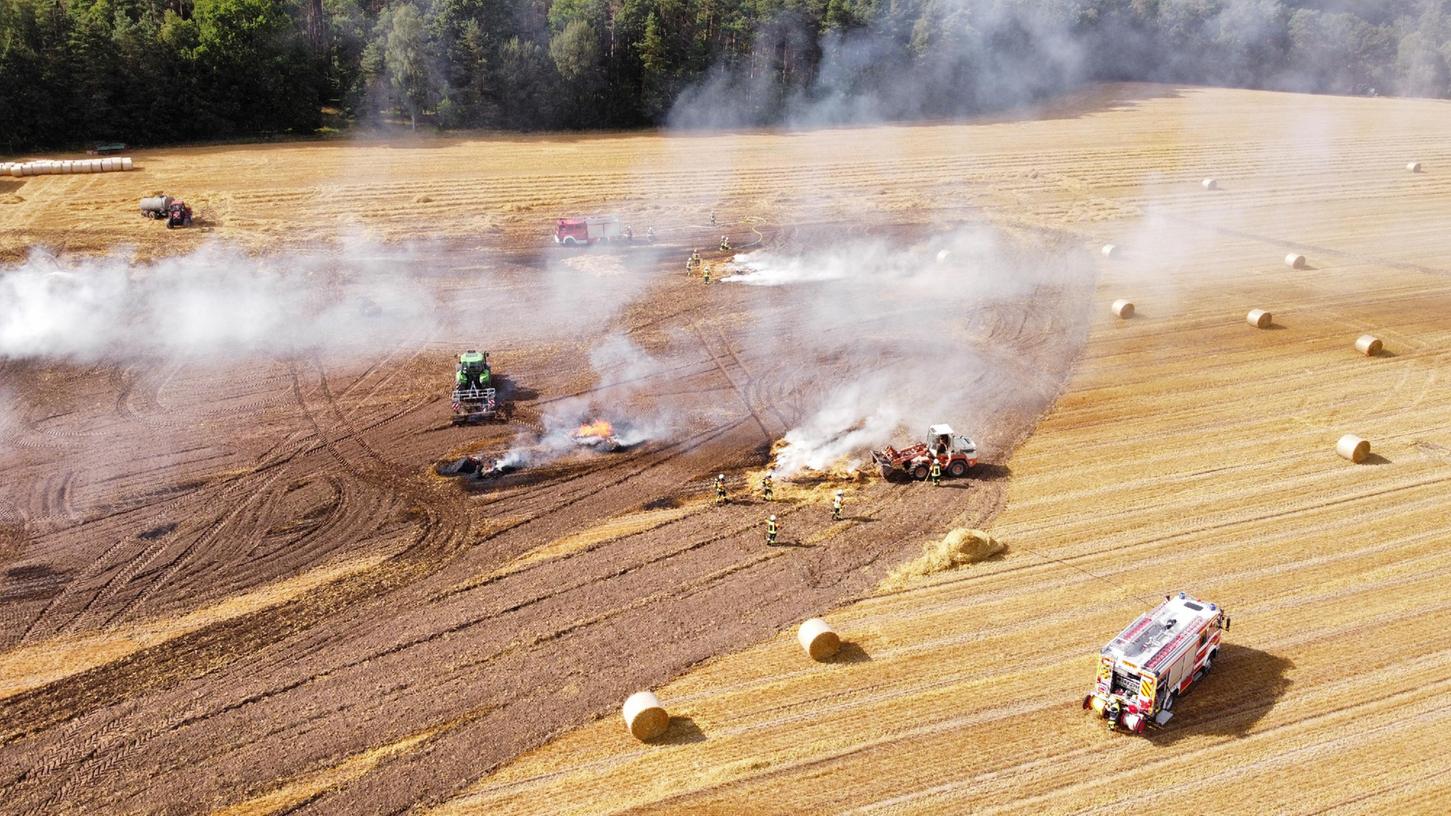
xmin=1354 ymin=334 xmax=1382 ymax=356
xmin=1111 ymin=299 xmax=1134 ymax=319
xmin=621 ymin=691 xmax=670 ymax=741
xmin=1246 ymin=308 xmax=1272 ymax=328
xmin=935 ymin=249 xmax=951 ymax=264
xmin=1284 ymin=253 xmax=1307 ymax=269
xmin=1100 ymin=244 xmax=1117 ymax=258
xmin=121 ymin=157 xmax=134 ymax=170
xmin=1407 ymin=161 xmax=1422 ymax=173
xmin=797 ymin=618 xmax=841 ymax=661
xmin=1202 ymin=178 xmax=1218 ymax=190
xmin=1336 ymin=434 xmax=1369 ymax=463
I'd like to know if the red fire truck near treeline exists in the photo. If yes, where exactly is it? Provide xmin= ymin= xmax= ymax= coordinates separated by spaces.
xmin=1083 ymin=591 xmax=1230 ymax=733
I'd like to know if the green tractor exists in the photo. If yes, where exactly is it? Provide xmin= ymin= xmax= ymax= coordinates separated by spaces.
xmin=451 ymin=350 xmax=499 ymax=423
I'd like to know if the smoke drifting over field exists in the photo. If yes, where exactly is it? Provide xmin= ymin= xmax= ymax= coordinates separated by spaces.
xmin=729 ymin=226 xmax=1093 ymax=476
xmin=667 ymin=0 xmax=1419 ymax=130
xmin=0 ymin=241 xmax=657 ymax=362
xmin=500 ymin=333 xmax=678 ymax=468
xmin=0 ymin=243 xmax=440 ymax=361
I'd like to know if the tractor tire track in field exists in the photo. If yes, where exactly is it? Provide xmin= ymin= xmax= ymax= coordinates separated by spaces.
xmin=0 ymin=122 xmax=1098 ymax=811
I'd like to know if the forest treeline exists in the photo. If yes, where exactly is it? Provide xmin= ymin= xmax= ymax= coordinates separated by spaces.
xmin=3 ymin=0 xmax=1451 ymax=150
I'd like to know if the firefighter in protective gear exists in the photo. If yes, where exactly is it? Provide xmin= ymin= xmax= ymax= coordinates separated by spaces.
xmin=766 ymin=514 xmax=778 ymax=546
xmin=1104 ymin=698 xmax=1122 ymax=730
xmin=719 ymin=235 xmax=731 ymax=251
xmin=762 ymin=473 xmax=774 ymax=501
xmin=832 ymin=489 xmax=844 ymax=521
xmin=646 ymin=226 xmax=656 ymax=242
xmin=702 ymin=264 xmax=712 ymax=284
xmin=716 ymin=473 xmax=727 ymax=503
xmin=711 ymin=211 xmax=717 ymax=226
xmin=929 ymin=457 xmax=942 ymax=486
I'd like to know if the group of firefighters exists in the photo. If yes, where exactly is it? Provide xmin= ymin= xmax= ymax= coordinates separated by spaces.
xmin=684 ymin=238 xmax=732 ymax=284
xmin=714 ymin=472 xmax=849 ymax=546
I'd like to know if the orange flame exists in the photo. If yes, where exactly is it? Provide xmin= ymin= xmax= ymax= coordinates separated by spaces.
xmin=574 ymin=419 xmax=614 ymax=439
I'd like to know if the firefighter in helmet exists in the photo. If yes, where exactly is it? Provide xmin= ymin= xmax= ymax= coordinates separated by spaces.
xmin=766 ymin=514 xmax=778 ymax=546
xmin=702 ymin=263 xmax=712 ymax=284
xmin=929 ymin=457 xmax=942 ymax=486
xmin=719 ymin=235 xmax=731 ymax=251
xmin=762 ymin=473 xmax=774 ymax=501
xmin=1104 ymin=698 xmax=1122 ymax=730
xmin=832 ymin=489 xmax=844 ymax=521
xmin=715 ymin=473 xmax=727 ymax=503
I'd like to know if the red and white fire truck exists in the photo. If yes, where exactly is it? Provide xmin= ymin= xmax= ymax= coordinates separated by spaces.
xmin=554 ymin=215 xmax=630 ymax=245
xmin=1083 ymin=591 xmax=1230 ymax=733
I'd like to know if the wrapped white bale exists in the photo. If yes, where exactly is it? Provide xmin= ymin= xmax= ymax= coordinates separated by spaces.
xmin=1354 ymin=334 xmax=1382 ymax=356
xmin=104 ymin=158 xmax=119 ymax=171
xmin=1336 ymin=434 xmax=1370 ymax=463
xmin=121 ymin=157 xmax=133 ymax=170
xmin=935 ymin=249 xmax=951 ymax=264
xmin=797 ymin=617 xmax=841 ymax=661
xmin=89 ymin=159 xmax=103 ymax=172
xmin=1111 ymin=299 xmax=1134 ymax=319
xmin=1100 ymin=244 xmax=1118 ymax=258
xmin=1407 ymin=161 xmax=1422 ymax=173
xmin=1246 ymin=309 xmax=1272 ymax=329
xmin=621 ymin=691 xmax=669 ymax=741
xmin=1202 ymin=178 xmax=1218 ymax=190
xmin=1285 ymin=253 xmax=1307 ymax=269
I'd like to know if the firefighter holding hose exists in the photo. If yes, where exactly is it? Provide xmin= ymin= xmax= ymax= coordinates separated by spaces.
xmin=929 ymin=457 xmax=942 ymax=487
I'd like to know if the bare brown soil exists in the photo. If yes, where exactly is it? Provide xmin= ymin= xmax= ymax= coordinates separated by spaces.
xmin=0 ymin=156 xmax=1087 ymax=813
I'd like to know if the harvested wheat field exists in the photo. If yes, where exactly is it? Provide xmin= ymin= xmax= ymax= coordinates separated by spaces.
xmin=2 ymin=84 xmax=1450 ymax=814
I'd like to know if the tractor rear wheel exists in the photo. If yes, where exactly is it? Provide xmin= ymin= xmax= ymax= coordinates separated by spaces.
xmin=948 ymin=460 xmax=967 ymax=477
xmin=910 ymin=464 xmax=929 ymax=480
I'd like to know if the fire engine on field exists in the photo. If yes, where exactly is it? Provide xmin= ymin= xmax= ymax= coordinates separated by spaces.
xmin=554 ymin=215 xmax=639 ymax=245
xmin=1083 ymin=591 xmax=1230 ymax=733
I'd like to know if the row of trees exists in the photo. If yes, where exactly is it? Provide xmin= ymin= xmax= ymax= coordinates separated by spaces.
xmin=3 ymin=0 xmax=1451 ymax=150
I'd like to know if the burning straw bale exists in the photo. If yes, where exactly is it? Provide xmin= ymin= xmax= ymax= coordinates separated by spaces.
xmin=749 ymin=440 xmax=875 ymax=502
xmin=881 ymin=528 xmax=1005 ymax=590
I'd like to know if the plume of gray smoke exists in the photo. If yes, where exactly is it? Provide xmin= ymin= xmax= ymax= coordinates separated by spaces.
xmin=498 ymin=332 xmax=679 ymax=467
xmin=665 ymin=0 xmax=1423 ymax=131
xmin=0 ymin=242 xmax=440 ymax=361
xmin=0 ymin=237 xmax=662 ymax=362
xmin=729 ymin=224 xmax=1091 ymax=477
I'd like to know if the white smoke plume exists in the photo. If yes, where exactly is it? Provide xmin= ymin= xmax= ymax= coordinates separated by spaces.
xmin=0 ymin=242 xmax=440 ymax=361
xmin=497 ymin=332 xmax=679 ymax=468
xmin=732 ymin=224 xmax=1092 ymax=477
xmin=0 ymin=237 xmax=663 ymax=362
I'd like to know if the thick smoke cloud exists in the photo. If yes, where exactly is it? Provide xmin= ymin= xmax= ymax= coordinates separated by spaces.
xmin=0 ymin=243 xmax=440 ymax=361
xmin=725 ymin=225 xmax=1092 ymax=476
xmin=0 ymin=240 xmax=658 ymax=362
xmin=666 ymin=0 xmax=1428 ymax=130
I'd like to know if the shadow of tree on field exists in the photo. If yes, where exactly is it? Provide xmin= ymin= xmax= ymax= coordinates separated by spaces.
xmin=1145 ymin=643 xmax=1293 ymax=745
